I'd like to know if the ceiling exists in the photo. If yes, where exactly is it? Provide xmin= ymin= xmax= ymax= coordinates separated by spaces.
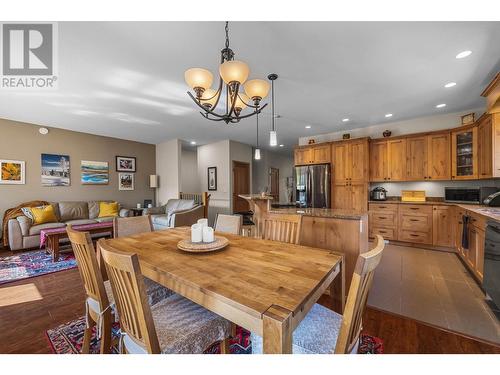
xmin=1 ymin=21 xmax=499 ymax=153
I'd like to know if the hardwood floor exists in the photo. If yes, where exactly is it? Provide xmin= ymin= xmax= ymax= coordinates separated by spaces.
xmin=1 ymin=263 xmax=499 ymax=354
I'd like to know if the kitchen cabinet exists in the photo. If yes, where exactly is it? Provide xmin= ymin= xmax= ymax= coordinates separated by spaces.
xmin=369 ymin=138 xmax=406 ymax=182
xmin=451 ymin=125 xmax=478 ymax=180
xmin=369 ymin=203 xmax=398 ymax=241
xmin=406 ymin=133 xmax=451 ymax=181
xmin=478 ymin=114 xmax=493 ymax=179
xmin=398 ymin=204 xmax=433 ymax=245
xmin=432 ymin=205 xmax=455 ymax=247
xmin=332 ymin=138 xmax=369 ymax=183
xmin=406 ymin=136 xmax=427 ymax=180
xmin=332 ymin=182 xmax=368 ymax=212
xmin=456 ymin=210 xmax=486 ymax=282
xmin=294 ymin=144 xmax=331 ymax=165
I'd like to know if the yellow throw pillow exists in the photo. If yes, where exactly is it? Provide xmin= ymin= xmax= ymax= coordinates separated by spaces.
xmin=30 ymin=205 xmax=58 ymax=225
xmin=99 ymin=202 xmax=119 ymax=218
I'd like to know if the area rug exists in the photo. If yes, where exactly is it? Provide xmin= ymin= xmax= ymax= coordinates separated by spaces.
xmin=46 ymin=315 xmax=382 ymax=354
xmin=0 ymin=250 xmax=77 ymax=285
xmin=46 ymin=316 xmax=251 ymax=354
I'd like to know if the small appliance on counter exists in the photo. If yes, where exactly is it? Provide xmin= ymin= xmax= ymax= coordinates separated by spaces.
xmin=370 ymin=187 xmax=387 ymax=201
xmin=484 ymin=191 xmax=500 ymax=207
xmin=444 ymin=187 xmax=498 ymax=204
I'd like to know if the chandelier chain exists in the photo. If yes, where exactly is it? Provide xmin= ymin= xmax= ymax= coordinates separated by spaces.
xmin=225 ymin=21 xmax=229 ymax=49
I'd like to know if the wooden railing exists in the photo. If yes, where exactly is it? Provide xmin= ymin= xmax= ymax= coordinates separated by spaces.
xmin=179 ymin=192 xmax=211 ymax=218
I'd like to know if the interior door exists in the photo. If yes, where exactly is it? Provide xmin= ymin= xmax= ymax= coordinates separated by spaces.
xmin=232 ymin=161 xmax=250 ymax=213
xmin=269 ymin=167 xmax=279 ymax=203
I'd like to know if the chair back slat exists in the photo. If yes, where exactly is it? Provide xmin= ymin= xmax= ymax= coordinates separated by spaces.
xmin=262 ymin=213 xmax=302 ymax=244
xmin=67 ymin=225 xmax=109 ymax=308
xmin=214 ymin=214 xmax=243 ymax=235
xmin=113 ymin=215 xmax=153 ymax=238
xmin=334 ymin=235 xmax=385 ymax=354
xmin=98 ymin=240 xmax=161 ymax=354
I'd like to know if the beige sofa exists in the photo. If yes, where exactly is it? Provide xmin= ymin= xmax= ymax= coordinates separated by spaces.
xmin=143 ymin=199 xmax=204 ymax=230
xmin=7 ymin=201 xmax=130 ymax=251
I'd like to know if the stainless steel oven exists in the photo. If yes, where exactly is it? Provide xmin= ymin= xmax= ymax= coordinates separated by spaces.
xmin=484 ymin=221 xmax=500 ymax=311
xmin=444 ymin=187 xmax=498 ymax=204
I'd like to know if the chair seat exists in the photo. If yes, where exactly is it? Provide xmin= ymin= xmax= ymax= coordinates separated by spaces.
xmin=150 ymin=293 xmax=231 ymax=354
xmin=251 ymin=303 xmax=342 ymax=354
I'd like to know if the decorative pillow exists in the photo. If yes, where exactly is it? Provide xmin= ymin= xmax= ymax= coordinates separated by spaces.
xmin=98 ymin=202 xmax=119 ymax=218
xmin=29 ymin=205 xmax=58 ymax=225
xmin=21 ymin=207 xmax=34 ymax=221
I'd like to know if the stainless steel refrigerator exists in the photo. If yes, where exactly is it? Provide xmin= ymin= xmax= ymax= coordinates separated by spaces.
xmin=295 ymin=164 xmax=331 ymax=208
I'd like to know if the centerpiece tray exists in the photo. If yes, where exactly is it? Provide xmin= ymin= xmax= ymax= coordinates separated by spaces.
xmin=177 ymin=236 xmax=229 ymax=253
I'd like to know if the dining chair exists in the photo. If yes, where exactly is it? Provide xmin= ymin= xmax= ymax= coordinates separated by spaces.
xmin=66 ymin=225 xmax=115 ymax=354
xmin=98 ymin=240 xmax=233 ymax=354
xmin=214 ymin=214 xmax=243 ymax=235
xmin=113 ymin=215 xmax=174 ymax=305
xmin=262 ymin=213 xmax=303 ymax=244
xmin=251 ymin=235 xmax=386 ymax=354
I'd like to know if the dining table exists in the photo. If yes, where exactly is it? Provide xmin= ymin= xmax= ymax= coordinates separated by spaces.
xmin=98 ymin=227 xmax=345 ymax=354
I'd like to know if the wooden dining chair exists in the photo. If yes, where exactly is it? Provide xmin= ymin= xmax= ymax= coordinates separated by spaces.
xmin=113 ymin=215 xmax=153 ymax=238
xmin=262 ymin=213 xmax=303 ymax=244
xmin=214 ymin=214 xmax=243 ymax=235
xmin=66 ymin=225 xmax=114 ymax=354
xmin=113 ymin=215 xmax=174 ymax=305
xmin=98 ymin=239 xmax=233 ymax=354
xmin=251 ymin=235 xmax=386 ymax=354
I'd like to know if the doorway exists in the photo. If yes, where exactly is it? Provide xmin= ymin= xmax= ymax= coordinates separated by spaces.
xmin=232 ymin=161 xmax=250 ymax=213
xmin=269 ymin=167 xmax=279 ymax=202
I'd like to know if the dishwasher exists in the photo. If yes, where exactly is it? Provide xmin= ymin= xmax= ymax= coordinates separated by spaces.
xmin=484 ymin=221 xmax=500 ymax=313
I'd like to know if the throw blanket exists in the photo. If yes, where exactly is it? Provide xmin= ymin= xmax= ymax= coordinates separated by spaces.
xmin=2 ymin=200 xmax=49 ymax=247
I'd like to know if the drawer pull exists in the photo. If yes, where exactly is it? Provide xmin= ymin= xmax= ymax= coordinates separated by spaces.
xmin=378 ymin=216 xmax=388 ymax=219
xmin=409 ymin=208 xmax=419 ymax=210
xmin=409 ymin=219 xmax=420 ymax=222
xmin=409 ymin=234 xmax=419 ymax=237
xmin=378 ymin=230 xmax=387 ymax=234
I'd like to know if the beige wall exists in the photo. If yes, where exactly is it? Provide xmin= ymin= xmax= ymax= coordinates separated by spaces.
xmin=0 ymin=118 xmax=156 ymax=239
xmin=155 ymin=138 xmax=181 ymax=206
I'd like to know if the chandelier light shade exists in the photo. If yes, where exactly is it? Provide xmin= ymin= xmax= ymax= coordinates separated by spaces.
xmin=269 ymin=130 xmax=278 ymax=147
xmin=184 ymin=22 xmax=270 ymax=124
xmin=254 ymin=148 xmax=261 ymax=160
xmin=244 ymin=79 xmax=271 ymax=105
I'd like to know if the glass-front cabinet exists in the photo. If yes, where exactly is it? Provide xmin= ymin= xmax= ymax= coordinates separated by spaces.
xmin=451 ymin=126 xmax=478 ymax=180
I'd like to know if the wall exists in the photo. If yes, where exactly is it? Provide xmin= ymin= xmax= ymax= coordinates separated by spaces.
xmin=180 ymin=148 xmax=199 ymax=193
xmin=252 ymin=149 xmax=295 ymax=204
xmin=155 ymin=139 xmax=181 ymax=206
xmin=0 ymin=118 xmax=156 ymax=239
xmin=197 ymin=140 xmax=231 ymax=225
xmin=229 ymin=141 xmax=253 ymax=212
xmin=299 ymin=108 xmax=483 ymax=145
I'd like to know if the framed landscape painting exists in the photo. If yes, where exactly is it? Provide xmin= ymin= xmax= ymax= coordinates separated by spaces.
xmin=81 ymin=160 xmax=109 ymax=185
xmin=118 ymin=172 xmax=134 ymax=191
xmin=0 ymin=159 xmax=25 ymax=184
xmin=116 ymin=156 xmax=136 ymax=172
xmin=41 ymin=154 xmax=70 ymax=187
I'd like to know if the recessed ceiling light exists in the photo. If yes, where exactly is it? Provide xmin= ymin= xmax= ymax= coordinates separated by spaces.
xmin=305 ymin=125 xmax=311 ymax=129
xmin=342 ymin=118 xmax=350 ymax=122
xmin=444 ymin=82 xmax=457 ymax=88
xmin=436 ymin=103 xmax=446 ymax=108
xmin=279 ymin=144 xmax=284 ymax=147
xmin=190 ymin=141 xmax=197 ymax=145
xmin=385 ymin=113 xmax=393 ymax=118
xmin=456 ymin=50 xmax=472 ymax=59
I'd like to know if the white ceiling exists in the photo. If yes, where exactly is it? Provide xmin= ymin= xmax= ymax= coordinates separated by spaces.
xmin=1 ymin=21 xmax=499 ymax=153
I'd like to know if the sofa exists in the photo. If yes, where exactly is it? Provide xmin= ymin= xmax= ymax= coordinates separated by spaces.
xmin=143 ymin=199 xmax=204 ymax=230
xmin=7 ymin=201 xmax=130 ymax=251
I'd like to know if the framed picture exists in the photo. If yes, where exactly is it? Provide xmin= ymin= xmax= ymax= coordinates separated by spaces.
xmin=207 ymin=166 xmax=217 ymax=191
xmin=0 ymin=159 xmax=25 ymax=184
xmin=41 ymin=153 xmax=70 ymax=187
xmin=81 ymin=160 xmax=109 ymax=185
xmin=116 ymin=156 xmax=136 ymax=172
xmin=119 ymin=172 xmax=134 ymax=191
xmin=461 ymin=112 xmax=475 ymax=126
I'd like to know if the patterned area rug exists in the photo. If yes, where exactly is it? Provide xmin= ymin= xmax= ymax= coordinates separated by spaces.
xmin=46 ymin=316 xmax=251 ymax=354
xmin=46 ymin=316 xmax=382 ymax=354
xmin=0 ymin=250 xmax=76 ymax=285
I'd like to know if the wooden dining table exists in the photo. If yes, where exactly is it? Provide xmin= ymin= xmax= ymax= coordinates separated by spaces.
xmin=98 ymin=227 xmax=344 ymax=354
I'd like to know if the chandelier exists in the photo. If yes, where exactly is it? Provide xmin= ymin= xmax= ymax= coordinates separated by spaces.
xmin=184 ymin=22 xmax=271 ymax=124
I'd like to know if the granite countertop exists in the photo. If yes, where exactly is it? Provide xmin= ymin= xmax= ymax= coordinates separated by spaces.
xmin=268 ymin=207 xmax=367 ymax=220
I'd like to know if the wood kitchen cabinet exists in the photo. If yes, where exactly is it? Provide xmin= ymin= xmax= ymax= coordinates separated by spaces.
xmin=294 ymin=144 xmax=331 ymax=165
xmin=332 ymin=138 xmax=369 ymax=183
xmin=332 ymin=182 xmax=368 ymax=211
xmin=451 ymin=125 xmax=478 ymax=180
xmin=369 ymin=138 xmax=406 ymax=182
xmin=455 ymin=210 xmax=486 ymax=282
xmin=369 ymin=140 xmax=388 ymax=181
xmin=406 ymin=135 xmax=427 ymax=180
xmin=398 ymin=205 xmax=433 ymax=245
xmin=477 ymin=114 xmax=493 ymax=179
xmin=432 ymin=205 xmax=455 ymax=247
xmin=406 ymin=133 xmax=451 ymax=181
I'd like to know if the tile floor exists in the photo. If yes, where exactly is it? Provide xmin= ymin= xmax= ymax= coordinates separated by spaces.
xmin=368 ymin=243 xmax=500 ymax=344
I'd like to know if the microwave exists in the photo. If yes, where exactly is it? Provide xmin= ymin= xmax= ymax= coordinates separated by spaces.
xmin=444 ymin=187 xmax=498 ymax=204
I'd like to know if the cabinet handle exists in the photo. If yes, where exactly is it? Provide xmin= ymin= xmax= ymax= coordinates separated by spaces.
xmin=409 ymin=208 xmax=419 ymax=210
xmin=379 ymin=230 xmax=387 ymax=234
xmin=409 ymin=219 xmax=420 ymax=222
xmin=410 ymin=234 xmax=419 ymax=237
xmin=378 ymin=217 xmax=387 ymax=219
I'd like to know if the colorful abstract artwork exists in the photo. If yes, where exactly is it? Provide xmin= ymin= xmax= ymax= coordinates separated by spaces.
xmin=81 ymin=160 xmax=109 ymax=185
xmin=41 ymin=153 xmax=70 ymax=187
xmin=0 ymin=159 xmax=25 ymax=184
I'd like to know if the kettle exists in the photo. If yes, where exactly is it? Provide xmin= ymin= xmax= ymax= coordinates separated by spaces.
xmin=371 ymin=187 xmax=388 ymax=201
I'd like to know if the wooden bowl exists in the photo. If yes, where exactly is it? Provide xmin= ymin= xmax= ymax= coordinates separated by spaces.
xmin=177 ymin=236 xmax=229 ymax=253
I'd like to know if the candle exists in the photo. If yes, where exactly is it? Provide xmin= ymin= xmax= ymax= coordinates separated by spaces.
xmin=203 ymin=226 xmax=215 ymax=243
xmin=147 ymin=204 xmax=153 ymax=208
xmin=136 ymin=203 xmax=141 ymax=209
xmin=197 ymin=218 xmax=208 ymax=228
xmin=191 ymin=224 xmax=203 ymax=243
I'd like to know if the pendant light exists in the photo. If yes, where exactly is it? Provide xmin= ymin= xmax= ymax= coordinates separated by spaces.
xmin=254 ymin=111 xmax=261 ymax=160
xmin=268 ymin=74 xmax=278 ymax=146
